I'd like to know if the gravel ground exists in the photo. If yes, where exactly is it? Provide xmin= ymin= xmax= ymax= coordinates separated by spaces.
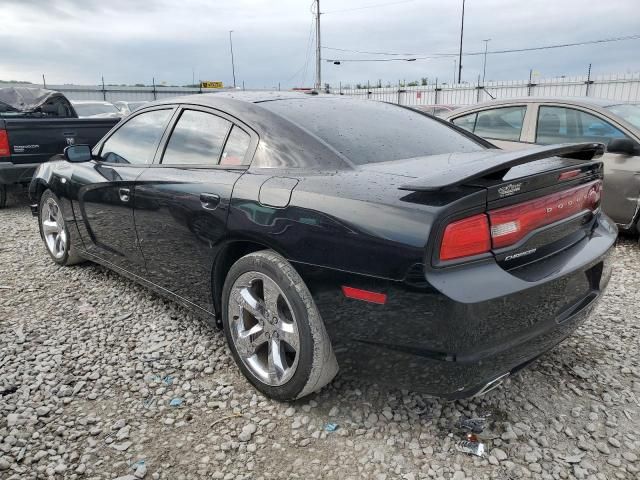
xmin=1 ymin=190 xmax=639 ymax=480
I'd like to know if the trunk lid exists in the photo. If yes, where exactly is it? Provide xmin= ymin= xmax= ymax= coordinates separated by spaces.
xmin=366 ymin=143 xmax=605 ymax=274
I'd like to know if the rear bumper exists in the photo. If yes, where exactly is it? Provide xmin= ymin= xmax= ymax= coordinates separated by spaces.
xmin=301 ymin=214 xmax=617 ymax=398
xmin=0 ymin=162 xmax=40 ymax=185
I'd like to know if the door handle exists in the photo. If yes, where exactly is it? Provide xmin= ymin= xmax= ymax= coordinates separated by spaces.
xmin=200 ymin=193 xmax=220 ymax=210
xmin=119 ymin=188 xmax=131 ymax=203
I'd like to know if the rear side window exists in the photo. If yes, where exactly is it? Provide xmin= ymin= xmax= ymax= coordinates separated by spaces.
xmin=536 ymin=106 xmax=628 ymax=145
xmin=220 ymin=126 xmax=251 ymax=165
xmin=261 ymin=98 xmax=482 ymax=165
xmin=452 ymin=113 xmax=477 ymax=132
xmin=100 ymin=109 xmax=171 ymax=164
xmin=453 ymin=106 xmax=526 ymax=141
xmin=162 ymin=110 xmax=231 ymax=165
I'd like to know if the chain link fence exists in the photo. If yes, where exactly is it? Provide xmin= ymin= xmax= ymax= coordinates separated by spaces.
xmin=3 ymin=72 xmax=640 ymax=105
xmin=329 ymin=72 xmax=640 ymax=106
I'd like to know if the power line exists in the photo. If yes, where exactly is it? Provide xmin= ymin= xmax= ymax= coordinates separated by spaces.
xmin=323 ymin=33 xmax=640 ymax=62
xmin=285 ymin=12 xmax=316 ymax=84
xmin=323 ymin=46 xmax=449 ymax=56
xmin=323 ymin=0 xmax=416 ymax=14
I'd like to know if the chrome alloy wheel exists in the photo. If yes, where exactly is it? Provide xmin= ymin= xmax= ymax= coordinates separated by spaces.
xmin=41 ymin=198 xmax=67 ymax=259
xmin=228 ymin=271 xmax=301 ymax=386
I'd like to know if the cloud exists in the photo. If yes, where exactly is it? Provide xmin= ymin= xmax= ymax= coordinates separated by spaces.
xmin=0 ymin=0 xmax=638 ymax=88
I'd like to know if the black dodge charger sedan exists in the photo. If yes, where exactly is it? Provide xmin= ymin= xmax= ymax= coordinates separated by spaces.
xmin=29 ymin=92 xmax=616 ymax=401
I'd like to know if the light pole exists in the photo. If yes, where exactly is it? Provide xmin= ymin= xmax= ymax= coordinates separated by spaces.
xmin=315 ymin=0 xmax=322 ymax=90
xmin=457 ymin=0 xmax=465 ymax=84
xmin=482 ymin=39 xmax=491 ymax=84
xmin=229 ymin=30 xmax=236 ymax=88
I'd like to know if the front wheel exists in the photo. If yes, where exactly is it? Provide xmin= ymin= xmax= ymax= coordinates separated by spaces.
xmin=222 ymin=250 xmax=338 ymax=401
xmin=38 ymin=190 xmax=84 ymax=266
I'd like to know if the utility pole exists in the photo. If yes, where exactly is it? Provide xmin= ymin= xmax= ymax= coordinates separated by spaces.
xmin=453 ymin=59 xmax=457 ymax=85
xmin=315 ymin=0 xmax=321 ymax=90
xmin=457 ymin=0 xmax=465 ymax=84
xmin=482 ymin=39 xmax=491 ymax=84
xmin=229 ymin=30 xmax=237 ymax=88
xmin=42 ymin=74 xmax=47 ymax=89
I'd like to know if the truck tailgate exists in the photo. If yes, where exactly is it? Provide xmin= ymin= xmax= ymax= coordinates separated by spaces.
xmin=3 ymin=117 xmax=119 ymax=164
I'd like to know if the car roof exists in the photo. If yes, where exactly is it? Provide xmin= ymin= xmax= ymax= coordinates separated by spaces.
xmin=153 ymin=90 xmax=323 ymax=106
xmin=451 ymin=96 xmax=626 ymax=111
xmin=145 ymin=91 xmax=354 ymax=169
xmin=71 ymin=100 xmax=115 ymax=105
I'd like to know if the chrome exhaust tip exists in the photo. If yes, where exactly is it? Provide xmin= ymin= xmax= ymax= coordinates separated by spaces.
xmin=473 ymin=372 xmax=510 ymax=397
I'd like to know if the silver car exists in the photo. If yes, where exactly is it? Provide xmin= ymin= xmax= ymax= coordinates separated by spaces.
xmin=71 ymin=100 xmax=123 ymax=119
xmin=113 ymin=100 xmax=149 ymax=115
xmin=444 ymin=98 xmax=640 ymax=233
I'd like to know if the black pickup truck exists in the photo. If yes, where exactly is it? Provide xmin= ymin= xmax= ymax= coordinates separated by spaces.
xmin=0 ymin=87 xmax=119 ymax=208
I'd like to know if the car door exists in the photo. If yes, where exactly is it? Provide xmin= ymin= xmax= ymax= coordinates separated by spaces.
xmin=74 ymin=107 xmax=174 ymax=273
xmin=133 ymin=106 xmax=256 ymax=313
xmin=534 ymin=104 xmax=640 ymax=226
xmin=451 ymin=105 xmax=531 ymax=150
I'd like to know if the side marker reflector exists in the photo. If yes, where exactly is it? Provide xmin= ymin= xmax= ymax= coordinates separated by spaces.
xmin=341 ymin=286 xmax=387 ymax=304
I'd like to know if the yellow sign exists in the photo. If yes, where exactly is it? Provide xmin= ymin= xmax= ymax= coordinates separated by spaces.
xmin=200 ymin=81 xmax=224 ymax=89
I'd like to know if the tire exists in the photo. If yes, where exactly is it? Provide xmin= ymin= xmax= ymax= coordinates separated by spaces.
xmin=0 ymin=184 xmax=6 ymax=209
xmin=38 ymin=190 xmax=84 ymax=266
xmin=221 ymin=250 xmax=338 ymax=401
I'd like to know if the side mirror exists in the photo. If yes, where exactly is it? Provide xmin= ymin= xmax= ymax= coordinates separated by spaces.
xmin=607 ymin=138 xmax=638 ymax=155
xmin=64 ymin=145 xmax=92 ymax=163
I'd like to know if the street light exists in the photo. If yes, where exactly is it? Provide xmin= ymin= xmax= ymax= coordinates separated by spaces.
xmin=482 ymin=39 xmax=491 ymax=84
xmin=229 ymin=30 xmax=236 ymax=88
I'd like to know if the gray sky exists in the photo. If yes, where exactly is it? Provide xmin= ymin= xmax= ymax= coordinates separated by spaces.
xmin=1 ymin=0 xmax=639 ymax=88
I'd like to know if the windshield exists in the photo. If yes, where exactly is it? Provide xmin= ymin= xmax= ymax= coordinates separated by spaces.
xmin=74 ymin=103 xmax=120 ymax=116
xmin=605 ymin=104 xmax=640 ymax=130
xmin=261 ymin=98 xmax=484 ymax=165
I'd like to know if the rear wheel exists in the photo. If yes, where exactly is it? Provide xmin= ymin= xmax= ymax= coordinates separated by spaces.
xmin=38 ymin=190 xmax=84 ymax=266
xmin=0 ymin=184 xmax=6 ymax=209
xmin=222 ymin=250 xmax=338 ymax=401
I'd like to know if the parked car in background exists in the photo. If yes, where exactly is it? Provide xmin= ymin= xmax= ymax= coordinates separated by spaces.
xmin=29 ymin=92 xmax=615 ymax=401
xmin=412 ymin=104 xmax=459 ymax=117
xmin=0 ymin=87 xmax=120 ymax=208
xmin=114 ymin=100 xmax=149 ymax=115
xmin=444 ymin=98 xmax=640 ymax=233
xmin=71 ymin=100 xmax=123 ymax=119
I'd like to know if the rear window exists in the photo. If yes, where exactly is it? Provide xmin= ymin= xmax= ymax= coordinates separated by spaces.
xmin=261 ymin=98 xmax=483 ymax=165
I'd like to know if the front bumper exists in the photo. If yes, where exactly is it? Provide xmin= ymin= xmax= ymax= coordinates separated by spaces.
xmin=302 ymin=214 xmax=617 ymax=398
xmin=0 ymin=162 xmax=40 ymax=186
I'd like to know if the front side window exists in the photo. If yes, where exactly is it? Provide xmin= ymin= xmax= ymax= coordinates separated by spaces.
xmin=162 ymin=110 xmax=231 ymax=165
xmin=100 ymin=109 xmax=172 ymax=164
xmin=536 ymin=106 xmax=628 ymax=145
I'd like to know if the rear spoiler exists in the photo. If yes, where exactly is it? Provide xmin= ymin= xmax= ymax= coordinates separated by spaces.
xmin=399 ymin=143 xmax=605 ymax=192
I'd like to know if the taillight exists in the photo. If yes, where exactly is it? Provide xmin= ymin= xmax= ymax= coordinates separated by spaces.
xmin=438 ymin=180 xmax=602 ymax=262
xmin=0 ymin=129 xmax=9 ymax=157
xmin=489 ymin=180 xmax=602 ymax=249
xmin=439 ymin=213 xmax=491 ymax=261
